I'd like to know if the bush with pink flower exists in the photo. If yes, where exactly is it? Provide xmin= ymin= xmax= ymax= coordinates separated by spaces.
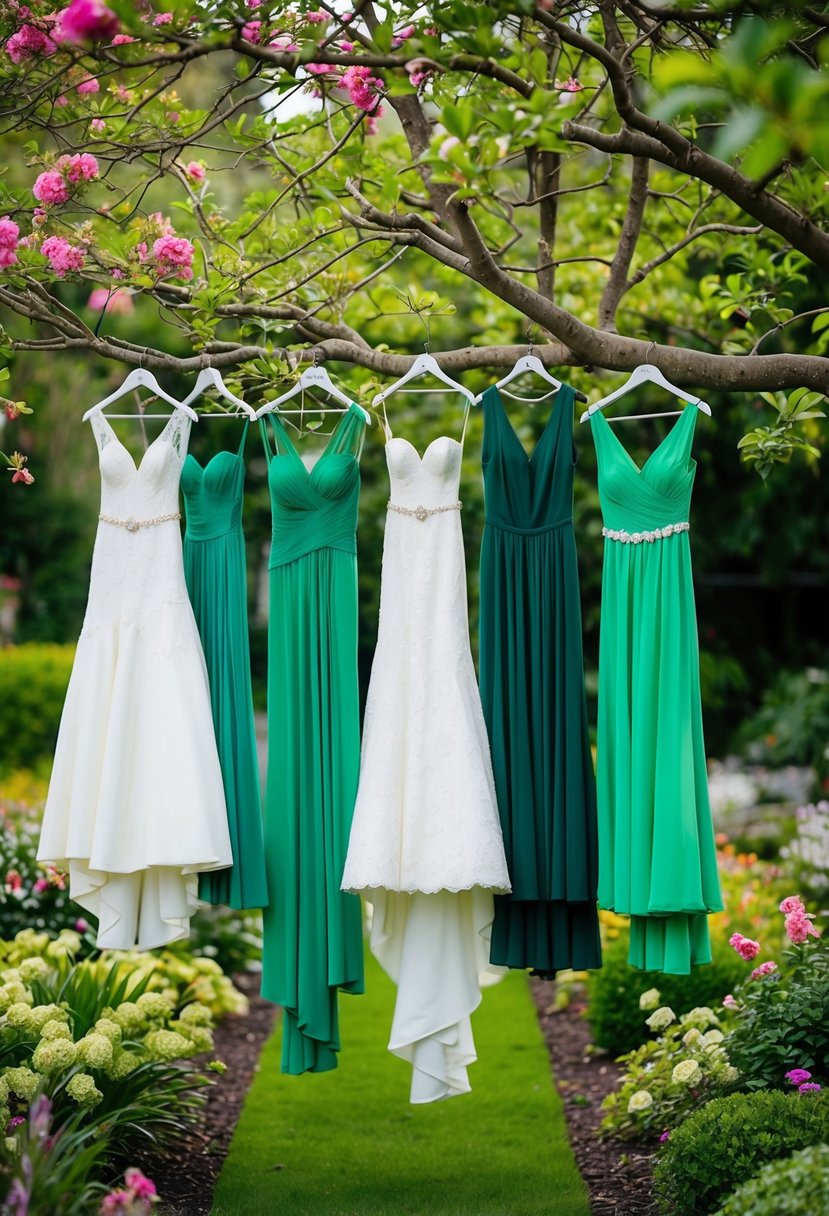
xmin=32 ymin=153 xmax=99 ymax=207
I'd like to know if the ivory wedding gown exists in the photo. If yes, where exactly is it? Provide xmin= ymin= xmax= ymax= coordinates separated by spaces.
xmin=38 ymin=409 xmax=233 ymax=950
xmin=342 ymin=420 xmax=510 ymax=1103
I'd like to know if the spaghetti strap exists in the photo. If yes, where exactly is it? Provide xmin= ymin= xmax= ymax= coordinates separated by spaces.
xmin=257 ymin=415 xmax=275 ymax=465
xmin=459 ymin=400 xmax=472 ymax=448
xmin=237 ymin=418 xmax=250 ymax=457
xmin=381 ymin=400 xmax=393 ymax=443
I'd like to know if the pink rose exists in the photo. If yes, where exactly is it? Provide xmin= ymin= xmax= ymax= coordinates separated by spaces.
xmin=41 ymin=235 xmax=86 ymax=276
xmin=722 ymin=994 xmax=737 ymax=1008
xmin=0 ymin=216 xmax=20 ymax=268
xmin=799 ymin=1082 xmax=822 ymax=1092
xmin=124 ymin=1169 xmax=157 ymax=1200
xmin=340 ymin=65 xmax=384 ymax=112
xmin=183 ymin=161 xmax=205 ymax=182
xmin=33 ymin=170 xmax=69 ymax=205
xmin=152 ymin=234 xmax=194 ymax=280
xmin=58 ymin=0 xmax=120 ymax=44
xmin=786 ymin=1068 xmax=812 ymax=1086
xmin=728 ymin=932 xmax=761 ymax=962
xmin=780 ymin=895 xmax=805 ymax=915
xmin=750 ymin=960 xmax=778 ymax=980
xmin=786 ymin=909 xmax=820 ymax=945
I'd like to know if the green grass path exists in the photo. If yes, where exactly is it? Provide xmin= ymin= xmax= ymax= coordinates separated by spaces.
xmin=211 ymin=949 xmax=589 ymax=1216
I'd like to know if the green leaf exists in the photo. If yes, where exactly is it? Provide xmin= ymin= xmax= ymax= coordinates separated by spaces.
xmin=712 ymin=107 xmax=766 ymax=162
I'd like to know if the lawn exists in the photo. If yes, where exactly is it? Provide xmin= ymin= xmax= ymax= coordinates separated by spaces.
xmin=210 ymin=948 xmax=589 ymax=1216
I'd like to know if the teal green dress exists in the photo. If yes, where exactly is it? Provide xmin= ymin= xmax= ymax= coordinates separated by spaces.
xmin=478 ymin=384 xmax=601 ymax=978
xmin=259 ymin=404 xmax=365 ymax=1074
xmin=181 ymin=421 xmax=268 ymax=911
xmin=591 ymin=404 xmax=723 ymax=974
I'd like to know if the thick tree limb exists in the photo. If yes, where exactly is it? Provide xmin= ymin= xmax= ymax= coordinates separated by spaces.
xmin=599 ymin=155 xmax=649 ymax=330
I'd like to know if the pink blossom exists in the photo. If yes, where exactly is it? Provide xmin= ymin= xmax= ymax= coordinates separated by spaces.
xmin=786 ymin=1069 xmax=812 ymax=1086
xmin=0 ymin=216 xmax=20 ymax=268
xmin=339 ymin=41 xmax=354 ymax=52
xmin=269 ymin=35 xmax=299 ymax=51
xmin=4 ymin=869 xmax=22 ymax=891
xmin=56 ymin=94 xmax=69 ymax=106
xmin=148 ymin=212 xmax=174 ymax=235
xmin=152 ymin=234 xmax=194 ymax=280
xmin=722 ymin=994 xmax=737 ymax=1008
xmin=409 ymin=69 xmax=428 ymax=88
xmin=124 ymin=1169 xmax=157 ymax=1200
xmin=58 ymin=0 xmax=120 ymax=44
xmin=76 ymin=75 xmax=100 ymax=94
xmin=659 ymin=1129 xmax=670 ymax=1142
xmin=41 ymin=234 xmax=86 ymax=276
xmin=786 ymin=909 xmax=820 ymax=945
xmin=6 ymin=1115 xmax=25 ymax=1131
xmin=246 ymin=0 xmax=261 ymax=7
xmin=111 ymin=33 xmax=135 ymax=45
xmin=183 ymin=160 xmax=205 ymax=182
xmin=4 ymin=403 xmax=21 ymax=420
xmin=11 ymin=467 xmax=34 ymax=485
xmin=115 ymin=84 xmax=131 ymax=102
xmin=33 ymin=170 xmax=69 ymax=204
xmin=392 ymin=23 xmax=415 ymax=48
xmin=305 ymin=62 xmax=334 ymax=75
xmin=100 ymin=1191 xmax=131 ymax=1215
xmin=58 ymin=152 xmax=99 ymax=182
xmin=728 ymin=932 xmax=761 ymax=961
xmin=305 ymin=10 xmax=328 ymax=22
xmin=87 ymin=287 xmax=133 ymax=314
xmin=166 ymin=111 xmax=180 ymax=123
xmin=554 ymin=76 xmax=584 ymax=93
xmin=75 ymin=917 xmax=89 ymax=932
xmin=5 ymin=22 xmax=57 ymax=62
xmin=340 ymin=64 xmax=384 ymax=111
xmin=241 ymin=20 xmax=261 ymax=43
xmin=152 ymin=12 xmax=173 ymax=26
xmin=799 ymin=1082 xmax=822 ymax=1092
xmin=750 ymin=960 xmax=778 ymax=980
xmin=365 ymin=114 xmax=380 ymax=136
xmin=780 ymin=895 xmax=806 ymax=915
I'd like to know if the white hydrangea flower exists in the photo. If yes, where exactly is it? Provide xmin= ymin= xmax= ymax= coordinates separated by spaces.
xmin=672 ymin=1059 xmax=702 ymax=1085
xmin=681 ymin=1007 xmax=719 ymax=1030
xmin=682 ymin=1028 xmax=703 ymax=1048
xmin=66 ymin=1072 xmax=102 ymax=1107
xmin=136 ymin=992 xmax=174 ymax=1019
xmin=32 ymin=1037 xmax=78 ymax=1074
xmin=77 ymin=1033 xmax=114 ymax=1069
xmin=702 ymin=1029 xmax=724 ymax=1046
xmin=3 ymin=1066 xmax=40 ymax=1100
xmin=39 ymin=1020 xmax=72 ymax=1042
xmin=94 ymin=1018 xmax=122 ymax=1045
xmin=645 ymin=1007 xmax=676 ymax=1032
xmin=639 ymin=988 xmax=661 ymax=1011
xmin=5 ymin=1002 xmax=35 ymax=1030
xmin=18 ymin=957 xmax=49 ymax=983
xmin=627 ymin=1090 xmax=654 ymax=1113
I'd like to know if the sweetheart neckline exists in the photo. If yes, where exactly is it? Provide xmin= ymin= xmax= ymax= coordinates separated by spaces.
xmin=385 ymin=435 xmax=462 ymax=463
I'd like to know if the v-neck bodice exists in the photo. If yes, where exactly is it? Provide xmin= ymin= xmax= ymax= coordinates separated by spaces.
xmin=259 ymin=403 xmax=365 ymax=568
xmin=481 ymin=384 xmax=576 ymax=534
xmin=591 ymin=405 xmax=698 ymax=534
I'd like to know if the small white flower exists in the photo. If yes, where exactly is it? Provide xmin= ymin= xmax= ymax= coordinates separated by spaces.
xmin=627 ymin=1090 xmax=654 ymax=1113
xmin=672 ymin=1059 xmax=702 ymax=1085
xmin=645 ymin=1006 xmax=676 ymax=1032
xmin=639 ymin=988 xmax=661 ymax=1012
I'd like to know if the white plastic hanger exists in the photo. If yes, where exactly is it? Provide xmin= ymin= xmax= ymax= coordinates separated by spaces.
xmin=371 ymin=351 xmax=476 ymax=406
xmin=180 ymin=366 xmax=256 ymax=419
xmin=255 ymin=362 xmax=371 ymax=424
xmin=579 ymin=363 xmax=712 ymax=423
xmin=82 ymin=367 xmax=197 ymax=421
xmin=476 ymin=350 xmax=588 ymax=405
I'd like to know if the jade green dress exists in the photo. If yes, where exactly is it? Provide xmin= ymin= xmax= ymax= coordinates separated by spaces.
xmin=479 ymin=384 xmax=602 ymax=978
xmin=259 ymin=404 xmax=365 ymax=1074
xmin=591 ymin=404 xmax=723 ymax=974
xmin=181 ymin=422 xmax=268 ymax=910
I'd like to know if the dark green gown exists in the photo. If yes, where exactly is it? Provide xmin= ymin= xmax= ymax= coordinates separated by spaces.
xmin=478 ymin=384 xmax=601 ymax=978
xmin=181 ymin=421 xmax=268 ymax=911
xmin=259 ymin=404 xmax=365 ymax=1074
xmin=591 ymin=405 xmax=723 ymax=973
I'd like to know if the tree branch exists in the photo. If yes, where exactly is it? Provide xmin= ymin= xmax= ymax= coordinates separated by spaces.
xmin=599 ymin=155 xmax=649 ymax=330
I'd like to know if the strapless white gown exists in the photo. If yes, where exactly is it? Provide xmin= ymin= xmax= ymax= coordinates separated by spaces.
xmin=342 ymin=432 xmax=510 ymax=1103
xmin=38 ymin=410 xmax=232 ymax=950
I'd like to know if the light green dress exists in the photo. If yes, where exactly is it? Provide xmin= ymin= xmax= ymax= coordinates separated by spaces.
xmin=259 ymin=404 xmax=365 ymax=1074
xmin=591 ymin=404 xmax=723 ymax=974
xmin=181 ymin=421 xmax=268 ymax=911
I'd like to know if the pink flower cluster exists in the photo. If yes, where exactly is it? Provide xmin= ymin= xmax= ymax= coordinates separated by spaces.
xmin=241 ymin=20 xmax=261 ymax=43
xmin=41 ymin=236 xmax=86 ymax=277
xmin=780 ymin=895 xmax=821 ymax=945
xmin=750 ymin=960 xmax=778 ymax=981
xmin=59 ymin=0 xmax=120 ymax=45
xmin=152 ymin=234 xmax=194 ymax=280
xmin=728 ymin=932 xmax=761 ymax=962
xmin=0 ymin=216 xmax=19 ymax=268
xmin=5 ymin=21 xmax=57 ymax=63
xmin=87 ymin=287 xmax=133 ymax=315
xmin=76 ymin=74 xmax=100 ymax=94
xmin=786 ymin=1068 xmax=813 ymax=1086
xmin=33 ymin=153 xmax=99 ymax=205
xmin=340 ymin=65 xmax=384 ymax=114
xmin=183 ymin=161 xmax=205 ymax=183
xmin=101 ymin=1168 xmax=158 ymax=1215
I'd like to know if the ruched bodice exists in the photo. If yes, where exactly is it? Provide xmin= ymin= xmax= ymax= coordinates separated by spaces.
xmin=261 ymin=406 xmax=363 ymax=568
xmin=481 ymin=384 xmax=575 ymax=534
xmin=181 ymin=450 xmax=245 ymax=542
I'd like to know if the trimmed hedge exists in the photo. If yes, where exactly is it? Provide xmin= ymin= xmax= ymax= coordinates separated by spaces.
xmin=654 ymin=1090 xmax=829 ymax=1216
xmin=0 ymin=644 xmax=74 ymax=771
xmin=713 ymin=1144 xmax=829 ymax=1216
xmin=587 ymin=927 xmax=747 ymax=1056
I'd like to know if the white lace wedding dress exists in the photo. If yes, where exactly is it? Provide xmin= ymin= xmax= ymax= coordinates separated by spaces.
xmin=341 ymin=427 xmax=510 ymax=1103
xmin=38 ymin=410 xmax=232 ymax=950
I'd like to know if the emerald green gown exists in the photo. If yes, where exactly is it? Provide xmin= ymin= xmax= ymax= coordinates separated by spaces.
xmin=181 ymin=421 xmax=268 ymax=911
xmin=591 ymin=404 xmax=723 ymax=974
xmin=478 ymin=384 xmax=602 ymax=978
xmin=259 ymin=404 xmax=365 ymax=1074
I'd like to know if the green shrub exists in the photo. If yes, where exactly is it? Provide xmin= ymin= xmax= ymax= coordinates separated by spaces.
xmin=0 ymin=644 xmax=74 ymax=771
xmin=713 ymin=1144 xmax=829 ymax=1216
xmin=587 ymin=928 xmax=747 ymax=1056
xmin=653 ymin=1090 xmax=829 ymax=1216
xmin=738 ymin=667 xmax=829 ymax=786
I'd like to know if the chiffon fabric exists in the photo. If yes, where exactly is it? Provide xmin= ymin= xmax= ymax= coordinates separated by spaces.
xmin=180 ymin=420 xmax=268 ymax=911
xmin=591 ymin=404 xmax=723 ymax=974
xmin=259 ymin=404 xmax=366 ymax=1074
xmin=342 ymin=420 xmax=510 ymax=1102
xmin=38 ymin=410 xmax=232 ymax=950
xmin=478 ymin=384 xmax=602 ymax=978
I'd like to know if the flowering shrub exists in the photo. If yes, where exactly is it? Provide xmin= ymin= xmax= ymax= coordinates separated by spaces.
xmin=653 ymin=1090 xmax=829 ymax=1216
xmin=0 ymin=1093 xmax=109 ymax=1215
xmin=600 ymin=1002 xmax=739 ymax=1141
xmin=712 ymin=1143 xmax=829 ymax=1216
xmin=0 ymin=804 xmax=82 ymax=942
xmin=781 ymin=801 xmax=829 ymax=904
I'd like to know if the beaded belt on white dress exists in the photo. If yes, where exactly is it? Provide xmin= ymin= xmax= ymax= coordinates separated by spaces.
xmin=602 ymin=522 xmax=689 ymax=544
xmin=387 ymin=500 xmax=462 ymax=521
xmin=98 ymin=512 xmax=181 ymax=533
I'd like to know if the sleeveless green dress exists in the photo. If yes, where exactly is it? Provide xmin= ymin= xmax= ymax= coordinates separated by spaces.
xmin=259 ymin=404 xmax=366 ymax=1074
xmin=591 ymin=404 xmax=723 ymax=974
xmin=181 ymin=421 xmax=268 ymax=910
xmin=478 ymin=384 xmax=601 ymax=978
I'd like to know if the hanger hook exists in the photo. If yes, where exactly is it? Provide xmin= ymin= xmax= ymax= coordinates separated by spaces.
xmin=312 ymin=346 xmax=320 ymax=367
xmin=526 ymin=323 xmax=537 ymax=355
xmin=138 ymin=347 xmax=149 ymax=372
xmin=644 ymin=340 xmax=656 ymax=363
xmin=199 ymin=351 xmax=211 ymax=371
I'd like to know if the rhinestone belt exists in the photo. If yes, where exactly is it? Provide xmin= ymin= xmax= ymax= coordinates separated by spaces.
xmin=602 ymin=522 xmax=689 ymax=544
xmin=387 ymin=500 xmax=462 ymax=522
xmin=98 ymin=511 xmax=181 ymax=533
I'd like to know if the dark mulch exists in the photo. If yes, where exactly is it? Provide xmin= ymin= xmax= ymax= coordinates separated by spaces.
xmin=531 ymin=979 xmax=659 ymax=1216
xmin=139 ymin=973 xmax=277 ymax=1216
